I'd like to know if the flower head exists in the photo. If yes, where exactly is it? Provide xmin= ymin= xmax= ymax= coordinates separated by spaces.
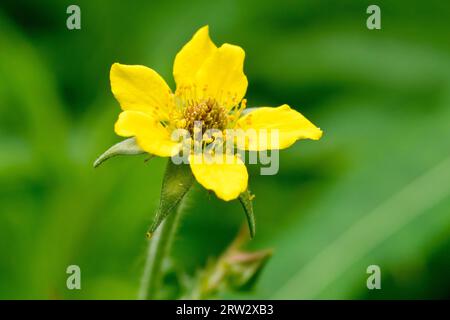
xmin=110 ymin=26 xmax=322 ymax=201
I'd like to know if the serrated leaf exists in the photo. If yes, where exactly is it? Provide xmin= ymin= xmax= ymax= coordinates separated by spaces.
xmin=93 ymin=137 xmax=145 ymax=168
xmin=147 ymin=160 xmax=194 ymax=237
xmin=239 ymin=189 xmax=256 ymax=238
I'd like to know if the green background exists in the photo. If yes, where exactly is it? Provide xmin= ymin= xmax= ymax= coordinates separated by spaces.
xmin=1 ymin=0 xmax=449 ymax=299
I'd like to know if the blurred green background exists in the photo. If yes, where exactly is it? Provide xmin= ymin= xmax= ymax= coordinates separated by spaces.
xmin=1 ymin=0 xmax=450 ymax=299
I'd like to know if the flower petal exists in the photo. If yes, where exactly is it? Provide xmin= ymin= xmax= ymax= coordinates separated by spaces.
xmin=189 ymin=153 xmax=248 ymax=201
xmin=236 ymin=105 xmax=323 ymax=150
xmin=173 ymin=26 xmax=217 ymax=89
xmin=114 ymin=111 xmax=180 ymax=157
xmin=110 ymin=63 xmax=174 ymax=120
xmin=195 ymin=43 xmax=248 ymax=109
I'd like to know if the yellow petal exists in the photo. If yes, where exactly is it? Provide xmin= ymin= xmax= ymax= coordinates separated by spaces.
xmin=173 ymin=26 xmax=217 ymax=89
xmin=189 ymin=153 xmax=248 ymax=201
xmin=236 ymin=105 xmax=323 ymax=151
xmin=114 ymin=111 xmax=180 ymax=157
xmin=195 ymin=43 xmax=248 ymax=109
xmin=110 ymin=63 xmax=174 ymax=120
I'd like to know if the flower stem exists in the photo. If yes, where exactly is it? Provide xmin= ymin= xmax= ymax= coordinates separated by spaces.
xmin=138 ymin=204 xmax=182 ymax=300
xmin=138 ymin=160 xmax=193 ymax=300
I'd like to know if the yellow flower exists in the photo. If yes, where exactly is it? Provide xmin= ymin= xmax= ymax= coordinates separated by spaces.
xmin=110 ymin=26 xmax=322 ymax=201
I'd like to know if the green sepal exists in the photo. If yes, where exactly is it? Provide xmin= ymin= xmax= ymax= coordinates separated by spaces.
xmin=239 ymin=189 xmax=256 ymax=238
xmin=93 ymin=137 xmax=145 ymax=168
xmin=147 ymin=160 xmax=194 ymax=237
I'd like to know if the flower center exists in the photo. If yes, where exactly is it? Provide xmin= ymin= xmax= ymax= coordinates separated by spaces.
xmin=183 ymin=99 xmax=228 ymax=134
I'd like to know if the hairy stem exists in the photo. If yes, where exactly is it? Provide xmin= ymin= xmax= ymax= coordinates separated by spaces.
xmin=138 ymin=205 xmax=182 ymax=300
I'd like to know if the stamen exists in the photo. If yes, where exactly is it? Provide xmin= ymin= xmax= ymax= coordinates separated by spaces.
xmin=183 ymin=98 xmax=228 ymax=134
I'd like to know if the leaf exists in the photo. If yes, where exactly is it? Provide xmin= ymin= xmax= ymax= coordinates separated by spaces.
xmin=147 ymin=160 xmax=194 ymax=237
xmin=93 ymin=137 xmax=145 ymax=168
xmin=239 ymin=189 xmax=256 ymax=239
xmin=183 ymin=227 xmax=272 ymax=299
xmin=226 ymin=249 xmax=273 ymax=291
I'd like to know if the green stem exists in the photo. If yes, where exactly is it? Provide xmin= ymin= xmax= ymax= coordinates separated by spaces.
xmin=138 ymin=205 xmax=182 ymax=300
xmin=138 ymin=160 xmax=193 ymax=300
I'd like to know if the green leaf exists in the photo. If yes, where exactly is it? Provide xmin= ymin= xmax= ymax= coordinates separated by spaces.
xmin=147 ymin=160 xmax=194 ymax=237
xmin=184 ymin=228 xmax=272 ymax=299
xmin=226 ymin=249 xmax=272 ymax=291
xmin=239 ymin=189 xmax=256 ymax=239
xmin=93 ymin=137 xmax=145 ymax=168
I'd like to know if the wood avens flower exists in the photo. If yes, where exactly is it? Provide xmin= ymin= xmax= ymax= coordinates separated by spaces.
xmin=94 ymin=27 xmax=323 ymax=298
xmin=95 ymin=26 xmax=322 ymax=239
xmin=106 ymin=26 xmax=321 ymax=198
